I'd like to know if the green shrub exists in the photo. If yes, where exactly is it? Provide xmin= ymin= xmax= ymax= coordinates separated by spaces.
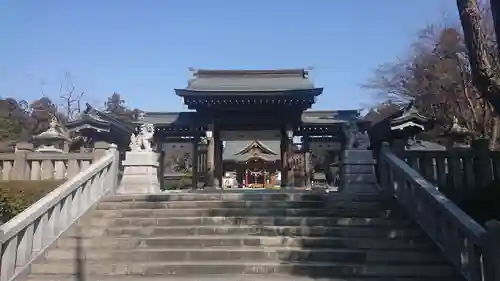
xmin=0 ymin=180 xmax=64 ymax=222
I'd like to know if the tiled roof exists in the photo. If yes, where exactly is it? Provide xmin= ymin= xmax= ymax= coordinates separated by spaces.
xmin=137 ymin=110 xmax=362 ymax=126
xmin=184 ymin=69 xmax=315 ymax=92
xmin=223 ymin=140 xmax=280 ymax=162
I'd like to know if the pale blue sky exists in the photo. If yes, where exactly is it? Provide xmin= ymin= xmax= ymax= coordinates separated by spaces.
xmin=1 ymin=0 xmax=457 ymax=112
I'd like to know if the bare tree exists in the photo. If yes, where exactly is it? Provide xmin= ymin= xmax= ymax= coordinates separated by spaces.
xmin=489 ymin=0 xmax=500 ymax=55
xmin=364 ymin=23 xmax=500 ymax=147
xmin=456 ymin=0 xmax=500 ymax=114
xmin=59 ymin=72 xmax=84 ymax=121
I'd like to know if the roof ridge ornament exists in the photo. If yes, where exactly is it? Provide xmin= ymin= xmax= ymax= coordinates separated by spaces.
xmin=189 ymin=68 xmax=311 ymax=78
xmin=303 ymin=67 xmax=314 ymax=79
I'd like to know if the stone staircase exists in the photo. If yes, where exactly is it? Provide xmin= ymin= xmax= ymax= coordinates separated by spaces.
xmin=25 ymin=191 xmax=460 ymax=281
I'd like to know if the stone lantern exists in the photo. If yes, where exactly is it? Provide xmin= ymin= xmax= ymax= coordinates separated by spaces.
xmin=33 ymin=116 xmax=69 ymax=153
xmin=441 ymin=116 xmax=479 ymax=149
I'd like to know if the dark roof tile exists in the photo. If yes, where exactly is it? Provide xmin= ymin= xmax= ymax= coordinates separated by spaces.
xmin=183 ymin=68 xmax=315 ymax=92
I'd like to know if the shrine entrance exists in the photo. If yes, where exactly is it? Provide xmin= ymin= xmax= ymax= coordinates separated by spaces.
xmin=221 ymin=134 xmax=281 ymax=188
xmin=71 ymin=68 xmax=369 ymax=191
xmin=224 ymin=157 xmax=279 ymax=188
xmin=245 ymin=158 xmax=274 ymax=186
xmin=139 ymin=68 xmax=365 ymax=190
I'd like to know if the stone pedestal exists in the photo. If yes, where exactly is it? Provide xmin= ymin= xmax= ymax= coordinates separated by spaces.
xmin=340 ymin=150 xmax=380 ymax=195
xmin=117 ymin=151 xmax=161 ymax=194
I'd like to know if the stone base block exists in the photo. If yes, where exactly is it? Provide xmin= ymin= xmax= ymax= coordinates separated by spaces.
xmin=342 ymin=183 xmax=381 ymax=194
xmin=342 ymin=173 xmax=377 ymax=184
xmin=342 ymin=164 xmax=374 ymax=174
xmin=122 ymin=151 xmax=159 ymax=167
xmin=342 ymin=150 xmax=374 ymax=161
xmin=116 ymin=152 xmax=160 ymax=194
xmin=340 ymin=149 xmax=380 ymax=195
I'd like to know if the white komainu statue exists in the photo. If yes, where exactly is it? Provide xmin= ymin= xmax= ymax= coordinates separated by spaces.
xmin=129 ymin=134 xmax=140 ymax=151
xmin=129 ymin=123 xmax=155 ymax=152
xmin=139 ymin=123 xmax=155 ymax=152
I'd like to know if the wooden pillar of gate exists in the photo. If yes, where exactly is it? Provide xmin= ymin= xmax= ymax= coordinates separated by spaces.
xmin=213 ymin=126 xmax=223 ymax=188
xmin=303 ymin=134 xmax=312 ymax=188
xmin=280 ymin=124 xmax=292 ymax=188
xmin=472 ymin=138 xmax=493 ymax=189
xmin=192 ymin=135 xmax=199 ymax=189
xmin=206 ymin=124 xmax=215 ymax=188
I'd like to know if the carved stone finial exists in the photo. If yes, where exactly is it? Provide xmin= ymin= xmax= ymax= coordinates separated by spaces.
xmin=49 ymin=116 xmax=58 ymax=131
xmin=451 ymin=116 xmax=470 ymax=133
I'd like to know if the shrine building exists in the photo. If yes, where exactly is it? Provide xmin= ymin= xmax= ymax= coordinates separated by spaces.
xmin=67 ymin=68 xmax=368 ymax=189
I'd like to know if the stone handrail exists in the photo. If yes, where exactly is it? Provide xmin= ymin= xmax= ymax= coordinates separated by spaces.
xmin=399 ymin=142 xmax=500 ymax=200
xmin=0 ymin=150 xmax=100 ymax=181
xmin=25 ymin=153 xmax=94 ymax=181
xmin=378 ymin=145 xmax=500 ymax=281
xmin=0 ymin=144 xmax=119 ymax=281
xmin=0 ymin=154 xmax=16 ymax=180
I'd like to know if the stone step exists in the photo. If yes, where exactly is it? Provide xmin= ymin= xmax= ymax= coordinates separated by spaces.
xmin=89 ymin=208 xmax=404 ymax=218
xmin=25 ymin=275 xmax=458 ymax=281
xmin=103 ymin=192 xmax=383 ymax=203
xmin=97 ymin=200 xmax=324 ymax=210
xmin=43 ymin=247 xmax=445 ymax=264
xmin=30 ymin=261 xmax=454 ymax=277
xmin=65 ymin=225 xmax=424 ymax=239
xmin=96 ymin=200 xmax=388 ymax=210
xmin=78 ymin=216 xmax=416 ymax=228
xmin=56 ymin=236 xmax=434 ymax=250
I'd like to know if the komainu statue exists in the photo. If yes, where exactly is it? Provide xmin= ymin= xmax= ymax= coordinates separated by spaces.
xmin=129 ymin=134 xmax=140 ymax=151
xmin=129 ymin=123 xmax=155 ymax=152
xmin=139 ymin=123 xmax=155 ymax=152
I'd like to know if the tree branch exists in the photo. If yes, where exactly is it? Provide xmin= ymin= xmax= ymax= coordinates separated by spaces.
xmin=457 ymin=0 xmax=500 ymax=114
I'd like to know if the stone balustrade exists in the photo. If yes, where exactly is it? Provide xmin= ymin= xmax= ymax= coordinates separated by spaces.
xmin=0 ymin=144 xmax=119 ymax=281
xmin=378 ymin=143 xmax=500 ymax=281
xmin=0 ymin=142 xmax=110 ymax=181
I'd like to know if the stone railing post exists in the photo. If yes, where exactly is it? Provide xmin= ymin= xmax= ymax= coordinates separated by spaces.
xmin=472 ymin=138 xmax=493 ymax=189
xmin=93 ymin=141 xmax=110 ymax=160
xmin=340 ymin=129 xmax=378 ymax=195
xmin=107 ymin=143 xmax=119 ymax=192
xmin=483 ymin=220 xmax=500 ymax=281
xmin=12 ymin=142 xmax=34 ymax=180
xmin=390 ymin=139 xmax=407 ymax=159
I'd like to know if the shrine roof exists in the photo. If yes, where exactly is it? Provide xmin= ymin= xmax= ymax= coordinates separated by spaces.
xmin=175 ymin=68 xmax=321 ymax=96
xmin=300 ymin=110 xmax=362 ymax=125
xmin=135 ymin=111 xmax=205 ymax=126
xmin=390 ymin=102 xmax=429 ymax=125
xmin=137 ymin=110 xmax=364 ymax=126
xmin=223 ymin=140 xmax=280 ymax=162
xmin=66 ymin=104 xmax=135 ymax=135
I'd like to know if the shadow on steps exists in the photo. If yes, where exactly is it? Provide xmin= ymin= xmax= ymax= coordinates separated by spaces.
xmin=204 ymin=190 xmax=459 ymax=280
xmin=74 ymin=226 xmax=85 ymax=281
xmin=46 ymin=190 xmax=464 ymax=280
